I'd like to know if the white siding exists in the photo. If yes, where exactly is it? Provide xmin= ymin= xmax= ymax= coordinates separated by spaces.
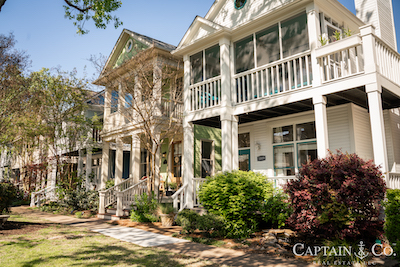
xmin=352 ymin=104 xmax=374 ymax=161
xmin=210 ymin=0 xmax=295 ymax=29
xmin=385 ymin=108 xmax=400 ymax=172
xmin=327 ymin=105 xmax=352 ymax=153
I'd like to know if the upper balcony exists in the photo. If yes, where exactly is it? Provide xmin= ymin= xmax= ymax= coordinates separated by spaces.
xmin=187 ymin=26 xmax=400 ymax=115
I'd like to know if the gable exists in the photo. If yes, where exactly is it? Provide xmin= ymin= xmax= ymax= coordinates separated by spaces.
xmin=113 ymin=38 xmax=148 ymax=69
xmin=208 ymin=0 xmax=297 ymax=29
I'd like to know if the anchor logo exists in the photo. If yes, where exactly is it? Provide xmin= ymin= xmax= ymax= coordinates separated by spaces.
xmin=354 ymin=241 xmax=370 ymax=260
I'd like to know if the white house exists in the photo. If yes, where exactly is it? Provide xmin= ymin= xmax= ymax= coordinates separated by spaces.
xmin=171 ymin=0 xmax=400 ymax=210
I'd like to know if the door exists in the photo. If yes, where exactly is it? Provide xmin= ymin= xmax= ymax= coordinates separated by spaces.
xmin=239 ymin=149 xmax=251 ymax=171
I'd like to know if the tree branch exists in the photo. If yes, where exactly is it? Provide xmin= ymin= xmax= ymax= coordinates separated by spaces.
xmin=0 ymin=0 xmax=6 ymax=12
xmin=64 ymin=0 xmax=92 ymax=13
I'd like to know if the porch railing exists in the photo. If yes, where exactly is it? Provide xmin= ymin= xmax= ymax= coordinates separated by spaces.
xmin=172 ymin=183 xmax=188 ymax=212
xmin=101 ymin=176 xmax=137 ymax=209
xmin=189 ymin=76 xmax=221 ymax=111
xmin=387 ymin=172 xmax=400 ymax=189
xmin=30 ymin=186 xmax=57 ymax=207
xmin=162 ymin=99 xmax=184 ymax=119
xmin=234 ymin=52 xmax=312 ymax=104
xmin=119 ymin=179 xmax=148 ymax=211
xmin=316 ymin=35 xmax=364 ymax=83
xmin=193 ymin=178 xmax=206 ymax=207
xmin=267 ymin=176 xmax=297 ymax=189
xmin=375 ymin=37 xmax=400 ymax=87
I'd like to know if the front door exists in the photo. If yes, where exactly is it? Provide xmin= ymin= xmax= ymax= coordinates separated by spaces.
xmin=239 ymin=149 xmax=251 ymax=171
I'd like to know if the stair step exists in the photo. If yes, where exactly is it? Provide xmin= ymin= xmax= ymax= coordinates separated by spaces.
xmin=106 ymin=208 xmax=117 ymax=215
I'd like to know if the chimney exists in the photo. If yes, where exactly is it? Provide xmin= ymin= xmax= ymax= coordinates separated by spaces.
xmin=354 ymin=0 xmax=397 ymax=50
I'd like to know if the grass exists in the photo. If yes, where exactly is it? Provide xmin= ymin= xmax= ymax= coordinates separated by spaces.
xmin=0 ymin=214 xmax=222 ymax=267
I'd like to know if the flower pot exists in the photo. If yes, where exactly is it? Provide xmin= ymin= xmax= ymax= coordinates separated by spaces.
xmin=165 ymin=190 xmax=176 ymax=196
xmin=159 ymin=213 xmax=175 ymax=227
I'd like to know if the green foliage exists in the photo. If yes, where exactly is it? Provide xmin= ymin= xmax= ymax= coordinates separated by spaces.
xmin=384 ymin=189 xmax=400 ymax=246
xmin=63 ymin=0 xmax=123 ymax=34
xmin=130 ymin=192 xmax=159 ymax=223
xmin=198 ymin=170 xmax=273 ymax=238
xmin=0 ymin=182 xmax=18 ymax=214
xmin=319 ymin=35 xmax=328 ymax=46
xmin=261 ymin=191 xmax=292 ymax=229
xmin=168 ymin=182 xmax=177 ymax=190
xmin=176 ymin=209 xmax=200 ymax=234
xmin=157 ymin=203 xmax=176 ymax=215
xmin=39 ymin=201 xmax=62 ymax=213
xmin=75 ymin=211 xmax=83 ymax=218
xmin=332 ymin=30 xmax=342 ymax=41
xmin=344 ymin=28 xmax=352 ymax=37
xmin=105 ymin=179 xmax=115 ymax=189
xmin=285 ymin=151 xmax=386 ymax=240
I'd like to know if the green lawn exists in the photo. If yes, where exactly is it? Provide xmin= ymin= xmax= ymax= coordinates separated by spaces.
xmin=0 ymin=215 xmax=221 ymax=267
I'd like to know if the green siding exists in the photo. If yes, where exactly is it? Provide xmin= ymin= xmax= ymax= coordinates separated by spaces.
xmin=160 ymin=139 xmax=169 ymax=174
xmin=114 ymin=38 xmax=148 ymax=68
xmin=194 ymin=125 xmax=222 ymax=177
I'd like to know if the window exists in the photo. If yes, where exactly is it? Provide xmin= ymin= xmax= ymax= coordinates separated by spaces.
xmin=125 ymin=93 xmax=132 ymax=108
xmin=201 ymin=140 xmax=214 ymax=178
xmin=234 ymin=12 xmax=309 ymax=73
xmin=110 ymin=90 xmax=119 ymax=113
xmin=172 ymin=142 xmax=182 ymax=180
xmin=190 ymin=45 xmax=220 ymax=84
xmin=273 ymin=122 xmax=316 ymax=176
xmin=140 ymin=149 xmax=148 ymax=178
xmin=238 ymin=132 xmax=250 ymax=148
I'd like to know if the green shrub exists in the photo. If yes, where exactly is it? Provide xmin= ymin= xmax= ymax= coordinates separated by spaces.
xmin=384 ymin=189 xmax=400 ymax=259
xmin=285 ymin=151 xmax=386 ymax=240
xmin=198 ymin=170 xmax=273 ymax=238
xmin=197 ymin=213 xmax=226 ymax=238
xmin=261 ymin=191 xmax=292 ymax=229
xmin=57 ymin=186 xmax=99 ymax=212
xmin=105 ymin=180 xmax=115 ymax=189
xmin=130 ymin=192 xmax=159 ymax=223
xmin=0 ymin=182 xmax=18 ymax=214
xmin=176 ymin=209 xmax=199 ymax=234
xmin=157 ymin=203 xmax=176 ymax=215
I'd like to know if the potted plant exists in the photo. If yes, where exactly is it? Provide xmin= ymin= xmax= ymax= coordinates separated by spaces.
xmin=157 ymin=203 xmax=176 ymax=227
xmin=166 ymin=182 xmax=177 ymax=196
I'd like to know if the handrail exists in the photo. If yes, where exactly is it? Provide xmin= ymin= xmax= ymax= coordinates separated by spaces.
xmin=172 ymin=183 xmax=188 ymax=212
xmin=102 ymin=176 xmax=136 ymax=209
xmin=30 ymin=186 xmax=57 ymax=207
xmin=119 ymin=178 xmax=148 ymax=211
xmin=387 ymin=172 xmax=400 ymax=189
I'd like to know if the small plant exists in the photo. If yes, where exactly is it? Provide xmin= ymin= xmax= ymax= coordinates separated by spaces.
xmin=261 ymin=191 xmax=292 ymax=229
xmin=157 ymin=203 xmax=176 ymax=215
xmin=105 ymin=180 xmax=115 ymax=189
xmin=319 ymin=34 xmax=329 ymax=46
xmin=176 ymin=209 xmax=200 ymax=234
xmin=344 ymin=28 xmax=352 ymax=37
xmin=75 ymin=211 xmax=83 ymax=218
xmin=168 ymin=182 xmax=177 ymax=190
xmin=332 ymin=30 xmax=342 ymax=41
xmin=130 ymin=192 xmax=159 ymax=223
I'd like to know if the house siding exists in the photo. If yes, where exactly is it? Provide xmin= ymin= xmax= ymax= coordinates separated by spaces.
xmin=194 ymin=125 xmax=222 ymax=177
xmin=385 ymin=108 xmax=400 ymax=172
xmin=327 ymin=105 xmax=352 ymax=153
xmin=352 ymin=104 xmax=374 ymax=161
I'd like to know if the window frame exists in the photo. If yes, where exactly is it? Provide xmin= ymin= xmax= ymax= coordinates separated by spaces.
xmin=190 ymin=44 xmax=221 ymax=85
xmin=200 ymin=139 xmax=214 ymax=178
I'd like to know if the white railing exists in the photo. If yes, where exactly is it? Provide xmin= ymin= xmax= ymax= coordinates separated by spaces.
xmin=189 ymin=76 xmax=221 ymax=111
xmin=375 ymin=37 xmax=400 ymax=87
xmin=172 ymin=183 xmax=188 ymax=212
xmin=30 ymin=186 xmax=57 ymax=207
xmin=267 ymin=176 xmax=297 ymax=189
xmin=102 ymin=176 xmax=137 ymax=209
xmin=316 ymin=35 xmax=364 ymax=83
xmin=234 ymin=52 xmax=312 ymax=104
xmin=193 ymin=178 xmax=206 ymax=207
xmin=162 ymin=99 xmax=184 ymax=119
xmin=120 ymin=179 xmax=148 ymax=209
xmin=387 ymin=172 xmax=400 ymax=189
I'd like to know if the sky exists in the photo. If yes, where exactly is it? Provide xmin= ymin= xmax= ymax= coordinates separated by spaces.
xmin=1 ymin=0 xmax=400 ymax=91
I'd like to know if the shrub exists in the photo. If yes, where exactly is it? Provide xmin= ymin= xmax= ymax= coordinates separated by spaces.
xmin=176 ymin=209 xmax=199 ymax=234
xmin=198 ymin=170 xmax=273 ymax=238
xmin=130 ymin=192 xmax=159 ymax=223
xmin=105 ymin=180 xmax=115 ymax=189
xmin=157 ymin=203 xmax=176 ymax=215
xmin=197 ymin=213 xmax=227 ymax=238
xmin=285 ymin=151 xmax=386 ymax=240
xmin=261 ymin=191 xmax=292 ymax=229
xmin=384 ymin=189 xmax=400 ymax=259
xmin=0 ymin=182 xmax=18 ymax=214
xmin=57 ymin=186 xmax=99 ymax=212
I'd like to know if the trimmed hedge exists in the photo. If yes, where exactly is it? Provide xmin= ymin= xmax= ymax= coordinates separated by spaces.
xmin=384 ymin=189 xmax=400 ymax=259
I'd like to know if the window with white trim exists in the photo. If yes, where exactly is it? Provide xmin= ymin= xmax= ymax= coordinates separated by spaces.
xmin=273 ymin=122 xmax=316 ymax=176
xmin=190 ymin=45 xmax=221 ymax=85
xmin=201 ymin=140 xmax=214 ymax=178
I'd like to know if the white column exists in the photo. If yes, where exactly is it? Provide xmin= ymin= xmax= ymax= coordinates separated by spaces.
xmin=221 ymin=117 xmax=233 ymax=172
xmin=220 ymin=37 xmax=231 ymax=107
xmin=306 ymin=4 xmax=322 ymax=86
xmin=48 ymin=158 xmax=57 ymax=188
xmin=115 ymin=137 xmax=124 ymax=185
xmin=360 ymin=25 xmax=378 ymax=74
xmin=100 ymin=141 xmax=110 ymax=190
xmin=313 ymin=95 xmax=329 ymax=158
xmin=131 ymin=134 xmax=141 ymax=184
xmin=232 ymin=116 xmax=239 ymax=170
xmin=103 ymin=88 xmax=111 ymax=132
xmin=77 ymin=149 xmax=84 ymax=177
xmin=183 ymin=55 xmax=191 ymax=114
xmin=85 ymin=148 xmax=92 ymax=190
xmin=183 ymin=121 xmax=194 ymax=208
xmin=366 ymin=84 xmax=388 ymax=175
xmin=153 ymin=139 xmax=161 ymax=197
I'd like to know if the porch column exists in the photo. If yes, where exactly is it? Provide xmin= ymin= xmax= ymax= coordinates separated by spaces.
xmin=77 ymin=149 xmax=84 ymax=177
xmin=220 ymin=37 xmax=231 ymax=107
xmin=360 ymin=25 xmax=378 ymax=74
xmin=313 ymin=95 xmax=329 ymax=158
xmin=115 ymin=137 xmax=124 ymax=185
xmin=131 ymin=134 xmax=141 ymax=184
xmin=104 ymin=88 xmax=111 ymax=132
xmin=48 ymin=158 xmax=57 ymax=188
xmin=152 ymin=131 xmax=161 ymax=197
xmin=306 ymin=3 xmax=322 ymax=86
xmin=183 ymin=55 xmax=191 ymax=113
xmin=232 ymin=116 xmax=239 ymax=170
xmin=100 ymin=141 xmax=110 ymax=190
xmin=366 ymin=84 xmax=388 ymax=175
xmin=183 ymin=121 xmax=194 ymax=209
xmin=85 ymin=147 xmax=92 ymax=190
xmin=221 ymin=116 xmax=233 ymax=172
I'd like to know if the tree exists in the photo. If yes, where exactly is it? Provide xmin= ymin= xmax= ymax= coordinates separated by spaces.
xmin=0 ymin=0 xmax=122 ymax=35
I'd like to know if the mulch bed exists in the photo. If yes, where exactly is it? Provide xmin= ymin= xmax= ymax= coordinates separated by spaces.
xmin=0 ymin=221 xmax=51 ymax=236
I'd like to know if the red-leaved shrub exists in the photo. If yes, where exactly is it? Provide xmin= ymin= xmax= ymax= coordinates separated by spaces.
xmin=285 ymin=151 xmax=386 ymax=240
